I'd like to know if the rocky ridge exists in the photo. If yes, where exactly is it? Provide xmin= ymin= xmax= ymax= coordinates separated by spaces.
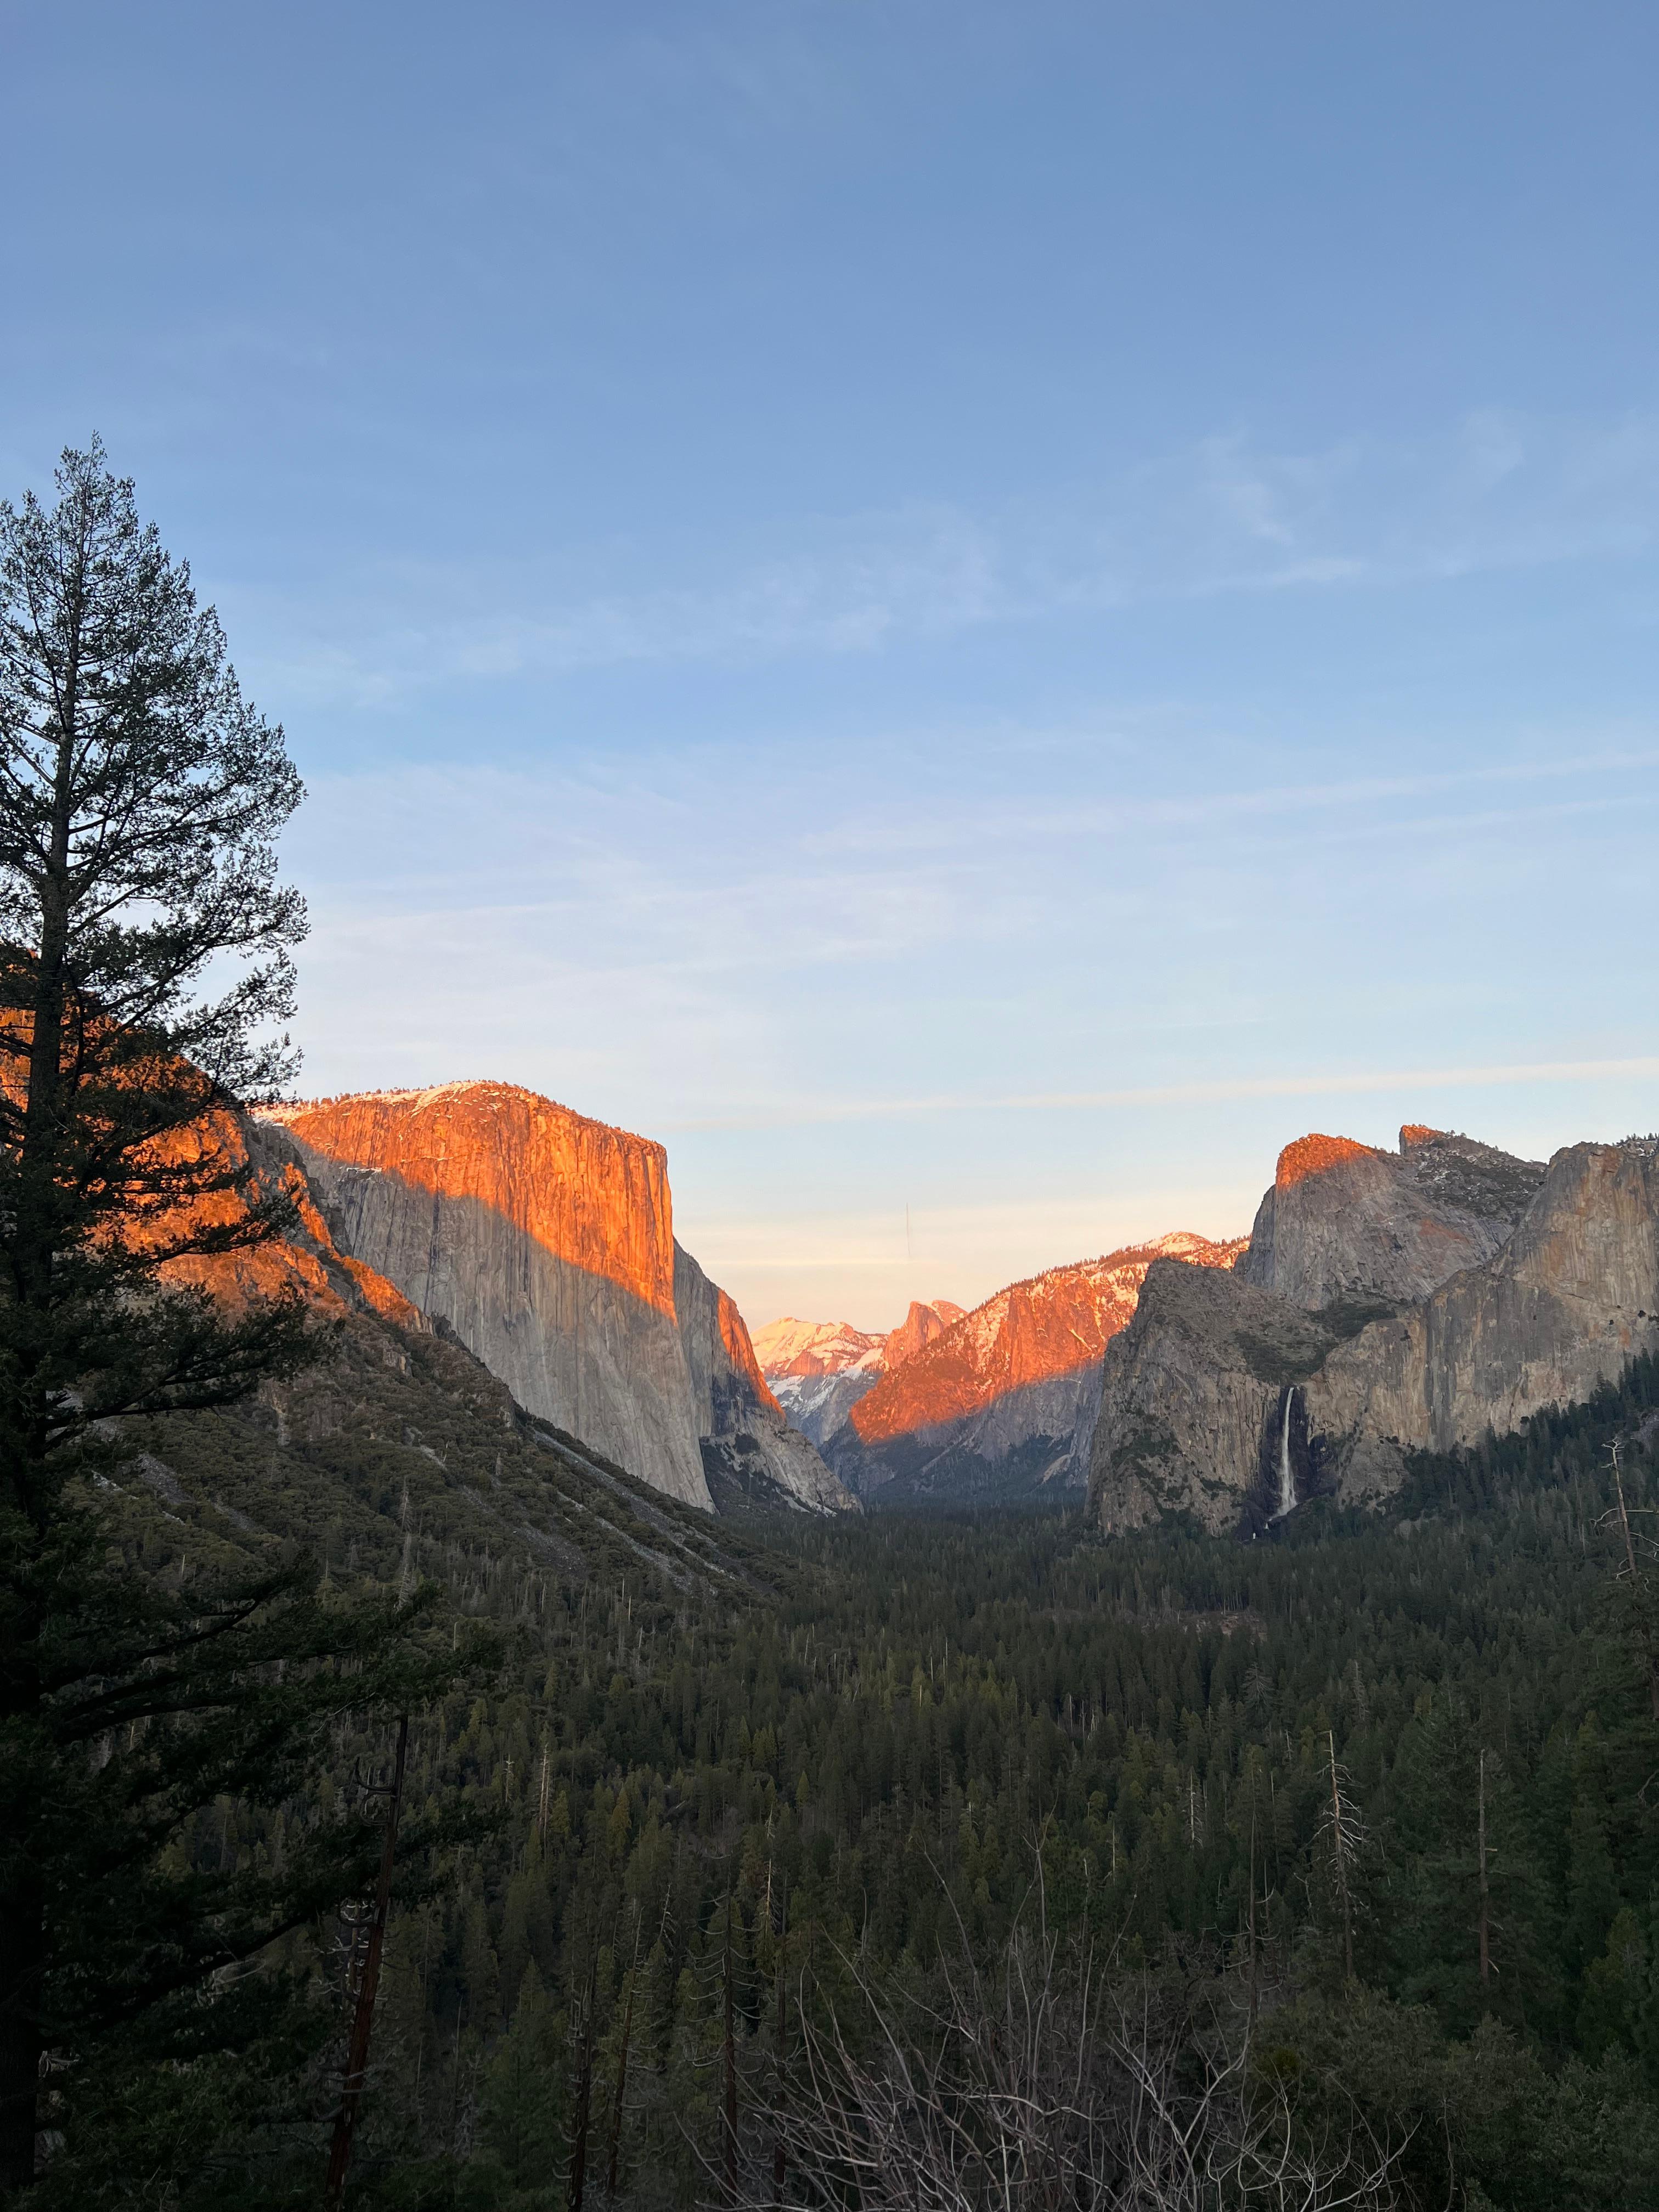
xmin=1090 ymin=1125 xmax=1659 ymax=1534
xmin=755 ymin=1302 xmax=963 ymax=1448
xmin=1237 ymin=1124 xmax=1544 ymax=1307
xmin=776 ymin=1235 xmax=1246 ymax=1503
xmin=163 ymin=1111 xmax=430 ymax=1335
xmin=262 ymin=1083 xmax=847 ymax=1515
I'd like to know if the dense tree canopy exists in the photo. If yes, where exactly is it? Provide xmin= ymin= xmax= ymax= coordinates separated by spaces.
xmin=77 ymin=1325 xmax=1659 ymax=2211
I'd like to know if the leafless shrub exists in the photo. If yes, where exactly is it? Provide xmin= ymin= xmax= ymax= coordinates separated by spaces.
xmin=709 ymin=1884 xmax=1404 ymax=2212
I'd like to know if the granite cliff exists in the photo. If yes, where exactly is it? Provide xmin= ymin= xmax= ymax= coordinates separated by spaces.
xmin=1237 ymin=1125 xmax=1543 ymax=1307
xmin=263 ymin=1082 xmax=845 ymax=1514
xmin=780 ymin=1236 xmax=1245 ymax=1503
xmin=1090 ymin=1125 xmax=1659 ymax=1534
xmin=755 ymin=1302 xmax=963 ymax=1448
xmin=673 ymin=1243 xmax=856 ymax=1513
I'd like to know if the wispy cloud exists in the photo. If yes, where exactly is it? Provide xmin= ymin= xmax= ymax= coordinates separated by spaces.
xmin=661 ymin=1056 xmax=1659 ymax=1132
xmin=688 ymin=1186 xmax=1265 ymax=1273
xmin=255 ymin=509 xmax=1009 ymax=707
xmin=803 ymin=746 xmax=1659 ymax=857
xmin=246 ymin=409 xmax=1659 ymax=706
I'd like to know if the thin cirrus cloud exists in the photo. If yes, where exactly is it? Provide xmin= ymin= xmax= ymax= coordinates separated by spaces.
xmin=800 ymin=747 xmax=1659 ymax=857
xmin=256 ymin=510 xmax=1007 ymax=708
xmin=250 ymin=407 xmax=1659 ymax=706
xmin=287 ymin=743 xmax=1659 ymax=1034
xmin=296 ymin=738 xmax=1659 ymax=865
xmin=689 ymin=1188 xmax=1266 ymax=1275
xmin=659 ymin=1057 xmax=1659 ymax=1133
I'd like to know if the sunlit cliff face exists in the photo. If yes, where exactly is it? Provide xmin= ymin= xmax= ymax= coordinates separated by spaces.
xmin=258 ymin=1080 xmax=851 ymax=1511
xmin=711 ymin=1276 xmax=783 ymax=1418
xmin=267 ymin=1082 xmax=680 ymax=1319
xmin=1238 ymin=1123 xmax=1547 ymax=1315
xmin=1092 ymin=1126 xmax=1659 ymax=1537
xmin=753 ymin=1303 xmax=965 ymax=1383
xmin=148 ymin=1110 xmax=423 ymax=1325
xmin=847 ymin=1233 xmax=1247 ymax=1447
xmin=1273 ymin=1132 xmax=1381 ymax=1189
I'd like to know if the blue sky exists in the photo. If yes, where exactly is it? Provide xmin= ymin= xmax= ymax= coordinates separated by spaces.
xmin=5 ymin=2 xmax=1658 ymax=1327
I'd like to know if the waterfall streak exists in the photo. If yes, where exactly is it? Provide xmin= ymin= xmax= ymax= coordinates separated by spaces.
xmin=1276 ymin=1390 xmax=1296 ymax=1519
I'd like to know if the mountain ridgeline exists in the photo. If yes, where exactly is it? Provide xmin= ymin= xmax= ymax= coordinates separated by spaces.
xmin=759 ymin=1122 xmax=1659 ymax=1526
xmin=781 ymin=1235 xmax=1247 ymax=1505
xmin=752 ymin=1300 xmax=965 ymax=1448
xmin=71 ymin=1084 xmax=1659 ymax=2208
xmin=253 ymin=1084 xmax=1659 ymax=1532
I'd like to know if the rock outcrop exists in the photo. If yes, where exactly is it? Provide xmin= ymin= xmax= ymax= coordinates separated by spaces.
xmin=756 ymin=1302 xmax=963 ymax=1448
xmin=1237 ymin=1126 xmax=1544 ymax=1308
xmin=264 ymin=1082 xmax=846 ymax=1515
xmin=822 ymin=1235 xmax=1246 ymax=1503
xmin=1090 ymin=1127 xmax=1659 ymax=1534
xmin=159 ymin=1110 xmax=430 ymax=1332
xmin=673 ymin=1244 xmax=856 ymax=1513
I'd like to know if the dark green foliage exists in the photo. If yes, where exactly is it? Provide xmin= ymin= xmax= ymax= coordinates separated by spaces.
xmin=106 ymin=1319 xmax=1659 ymax=2208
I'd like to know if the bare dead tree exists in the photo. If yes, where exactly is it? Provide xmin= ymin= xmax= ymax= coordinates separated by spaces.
xmin=1476 ymin=1746 xmax=1492 ymax=1990
xmin=323 ymin=1715 xmax=411 ymax=2208
xmin=1600 ymin=1438 xmax=1659 ymax=1722
xmin=724 ymin=1890 xmax=740 ymax=2203
xmin=606 ymin=1906 xmax=644 ymax=2202
xmin=1317 ymin=1732 xmax=1367 ymax=1984
xmin=706 ymin=1899 xmax=1405 ymax=2212
xmin=771 ymin=1878 xmax=789 ymax=2212
xmin=568 ymin=1946 xmax=600 ymax=2212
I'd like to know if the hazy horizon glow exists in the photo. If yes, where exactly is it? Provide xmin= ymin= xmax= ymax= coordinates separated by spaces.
xmin=5 ymin=3 xmax=1657 ymax=1329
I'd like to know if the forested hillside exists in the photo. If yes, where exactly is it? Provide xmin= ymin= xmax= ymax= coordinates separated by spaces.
xmin=71 ymin=1329 xmax=1659 ymax=2210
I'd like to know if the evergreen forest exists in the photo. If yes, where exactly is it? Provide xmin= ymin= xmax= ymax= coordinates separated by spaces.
xmin=49 ymin=1327 xmax=1659 ymax=2211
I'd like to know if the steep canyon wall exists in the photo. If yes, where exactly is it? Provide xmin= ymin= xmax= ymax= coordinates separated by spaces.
xmin=1091 ymin=1128 xmax=1659 ymax=1534
xmin=266 ymin=1083 xmax=845 ymax=1513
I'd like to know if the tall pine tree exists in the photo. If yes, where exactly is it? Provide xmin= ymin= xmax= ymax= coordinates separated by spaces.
xmin=0 ymin=442 xmax=454 ymax=2193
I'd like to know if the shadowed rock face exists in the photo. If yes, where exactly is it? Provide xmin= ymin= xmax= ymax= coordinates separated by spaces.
xmin=1091 ymin=1127 xmax=1659 ymax=1534
xmin=162 ymin=1113 xmax=430 ymax=1333
xmin=673 ymin=1245 xmax=856 ymax=1514
xmin=826 ymin=1235 xmax=1246 ymax=1503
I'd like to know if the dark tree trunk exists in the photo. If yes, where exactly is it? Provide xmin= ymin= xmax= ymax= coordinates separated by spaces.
xmin=0 ymin=1849 xmax=44 ymax=2190
xmin=723 ymin=1893 xmax=737 ymax=2202
xmin=567 ymin=1951 xmax=598 ymax=2212
xmin=324 ymin=1716 xmax=409 ymax=2209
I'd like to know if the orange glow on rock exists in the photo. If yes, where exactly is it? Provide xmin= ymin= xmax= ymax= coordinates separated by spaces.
xmin=1274 ymin=1133 xmax=1384 ymax=1190
xmin=848 ymin=1235 xmax=1245 ymax=1446
xmin=269 ymin=1082 xmax=680 ymax=1321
